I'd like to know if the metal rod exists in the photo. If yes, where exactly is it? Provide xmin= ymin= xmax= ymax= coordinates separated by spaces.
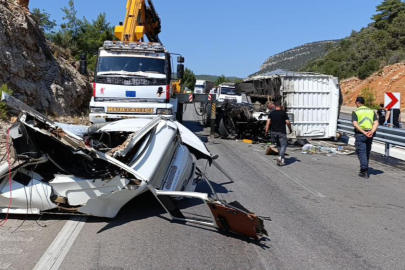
xmin=212 ymin=160 xmax=235 ymax=183
xmin=210 ymin=95 xmax=217 ymax=137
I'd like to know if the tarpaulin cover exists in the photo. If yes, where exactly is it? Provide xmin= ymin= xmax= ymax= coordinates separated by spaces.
xmin=236 ymin=77 xmax=282 ymax=97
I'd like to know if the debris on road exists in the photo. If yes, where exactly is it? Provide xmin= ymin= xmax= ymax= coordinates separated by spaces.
xmin=301 ymin=143 xmax=354 ymax=155
xmin=0 ymin=93 xmax=268 ymax=240
xmin=302 ymin=144 xmax=337 ymax=155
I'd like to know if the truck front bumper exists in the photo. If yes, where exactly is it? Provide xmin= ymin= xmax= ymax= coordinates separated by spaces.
xmin=90 ymin=113 xmax=175 ymax=124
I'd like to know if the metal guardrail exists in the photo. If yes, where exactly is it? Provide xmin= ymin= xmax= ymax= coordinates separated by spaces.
xmin=337 ymin=118 xmax=405 ymax=157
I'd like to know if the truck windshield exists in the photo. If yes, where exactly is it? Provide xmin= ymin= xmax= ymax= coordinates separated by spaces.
xmin=97 ymin=57 xmax=166 ymax=74
xmin=221 ymin=87 xmax=239 ymax=95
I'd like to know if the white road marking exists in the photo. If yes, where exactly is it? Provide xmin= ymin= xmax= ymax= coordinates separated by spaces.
xmin=0 ymin=263 xmax=11 ymax=269
xmin=0 ymin=248 xmax=23 ymax=255
xmin=33 ymin=216 xmax=87 ymax=270
xmin=254 ymin=152 xmax=326 ymax=198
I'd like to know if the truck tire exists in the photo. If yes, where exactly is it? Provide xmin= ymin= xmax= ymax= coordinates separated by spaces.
xmin=219 ymin=118 xmax=230 ymax=138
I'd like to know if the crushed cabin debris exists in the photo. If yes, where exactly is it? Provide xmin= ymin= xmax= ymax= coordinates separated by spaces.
xmin=0 ymin=93 xmax=268 ymax=240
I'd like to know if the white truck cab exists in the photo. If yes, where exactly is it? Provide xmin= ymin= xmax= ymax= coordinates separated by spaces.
xmin=194 ymin=80 xmax=214 ymax=94
xmin=210 ymin=83 xmax=242 ymax=104
xmin=89 ymin=41 xmax=183 ymax=124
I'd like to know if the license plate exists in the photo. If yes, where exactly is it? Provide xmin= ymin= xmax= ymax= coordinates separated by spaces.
xmin=126 ymin=91 xmax=136 ymax=97
xmin=107 ymin=107 xmax=154 ymax=113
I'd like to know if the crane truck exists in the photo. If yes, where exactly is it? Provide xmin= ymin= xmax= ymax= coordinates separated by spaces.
xmin=89 ymin=0 xmax=185 ymax=124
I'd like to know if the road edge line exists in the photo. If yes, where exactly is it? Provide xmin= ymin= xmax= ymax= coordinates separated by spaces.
xmin=33 ymin=216 xmax=87 ymax=270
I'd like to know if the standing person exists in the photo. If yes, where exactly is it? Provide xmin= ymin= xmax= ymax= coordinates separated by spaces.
xmin=265 ymin=101 xmax=292 ymax=166
xmin=266 ymin=101 xmax=275 ymax=113
xmin=377 ymin=103 xmax=386 ymax=125
xmin=385 ymin=108 xmax=401 ymax=128
xmin=352 ymin=97 xmax=379 ymax=179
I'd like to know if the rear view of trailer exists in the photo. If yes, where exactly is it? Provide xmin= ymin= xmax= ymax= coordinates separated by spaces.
xmin=244 ymin=70 xmax=342 ymax=140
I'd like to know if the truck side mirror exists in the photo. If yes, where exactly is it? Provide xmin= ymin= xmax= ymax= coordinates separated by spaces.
xmin=177 ymin=64 xmax=184 ymax=79
xmin=177 ymin=56 xmax=185 ymax=63
xmin=80 ymin=53 xmax=87 ymax=75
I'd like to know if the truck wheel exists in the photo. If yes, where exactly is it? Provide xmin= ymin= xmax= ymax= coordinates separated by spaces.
xmin=219 ymin=118 xmax=230 ymax=138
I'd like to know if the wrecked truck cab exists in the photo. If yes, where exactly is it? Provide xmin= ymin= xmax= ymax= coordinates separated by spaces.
xmin=0 ymin=93 xmax=268 ymax=240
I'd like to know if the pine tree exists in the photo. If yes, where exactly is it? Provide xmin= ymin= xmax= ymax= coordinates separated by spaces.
xmin=372 ymin=0 xmax=405 ymax=29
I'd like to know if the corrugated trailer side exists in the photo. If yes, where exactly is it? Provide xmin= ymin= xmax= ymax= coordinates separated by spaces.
xmin=282 ymin=74 xmax=341 ymax=139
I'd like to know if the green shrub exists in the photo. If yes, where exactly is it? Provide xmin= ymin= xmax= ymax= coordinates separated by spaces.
xmin=388 ymin=51 xmax=405 ymax=64
xmin=360 ymin=87 xmax=378 ymax=109
xmin=358 ymin=60 xmax=380 ymax=80
xmin=0 ymin=84 xmax=13 ymax=120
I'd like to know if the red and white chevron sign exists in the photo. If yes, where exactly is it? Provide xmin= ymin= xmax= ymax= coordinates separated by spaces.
xmin=189 ymin=93 xmax=193 ymax=102
xmin=384 ymin=92 xmax=400 ymax=110
xmin=208 ymin=94 xmax=212 ymax=101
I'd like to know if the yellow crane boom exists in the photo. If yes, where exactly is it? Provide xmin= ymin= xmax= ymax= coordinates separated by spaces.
xmin=114 ymin=0 xmax=161 ymax=42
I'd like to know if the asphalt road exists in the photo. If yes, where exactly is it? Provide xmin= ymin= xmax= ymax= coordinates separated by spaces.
xmin=1 ymin=108 xmax=405 ymax=270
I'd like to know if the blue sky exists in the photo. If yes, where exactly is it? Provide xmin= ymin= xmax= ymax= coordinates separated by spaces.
xmin=30 ymin=0 xmax=382 ymax=78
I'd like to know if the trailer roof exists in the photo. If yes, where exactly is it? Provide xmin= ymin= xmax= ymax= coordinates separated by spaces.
xmin=248 ymin=69 xmax=337 ymax=80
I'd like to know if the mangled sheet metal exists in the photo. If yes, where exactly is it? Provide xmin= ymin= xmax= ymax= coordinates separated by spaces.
xmin=0 ymin=93 xmax=268 ymax=240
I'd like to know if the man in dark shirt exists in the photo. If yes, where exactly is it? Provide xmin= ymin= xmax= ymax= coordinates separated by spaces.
xmin=377 ymin=103 xmax=386 ymax=125
xmin=385 ymin=108 xmax=401 ymax=128
xmin=265 ymin=101 xmax=292 ymax=166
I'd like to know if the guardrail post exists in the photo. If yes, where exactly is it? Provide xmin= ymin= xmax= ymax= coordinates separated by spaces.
xmin=210 ymin=95 xmax=217 ymax=137
xmin=385 ymin=142 xmax=390 ymax=158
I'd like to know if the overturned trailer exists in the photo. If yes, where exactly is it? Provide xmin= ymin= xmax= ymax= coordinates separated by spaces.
xmin=0 ymin=93 xmax=267 ymax=240
xmin=221 ymin=69 xmax=343 ymax=140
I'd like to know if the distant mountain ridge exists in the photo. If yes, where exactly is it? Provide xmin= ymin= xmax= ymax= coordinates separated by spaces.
xmin=195 ymin=75 xmax=243 ymax=82
xmin=250 ymin=40 xmax=340 ymax=77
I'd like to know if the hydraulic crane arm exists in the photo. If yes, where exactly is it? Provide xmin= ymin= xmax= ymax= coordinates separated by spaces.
xmin=115 ymin=0 xmax=161 ymax=43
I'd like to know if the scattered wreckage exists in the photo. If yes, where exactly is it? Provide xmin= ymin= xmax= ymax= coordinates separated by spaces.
xmin=0 ymin=93 xmax=267 ymax=240
xmin=218 ymin=99 xmax=269 ymax=140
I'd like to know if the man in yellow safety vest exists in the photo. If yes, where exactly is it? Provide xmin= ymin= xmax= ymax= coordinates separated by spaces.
xmin=352 ymin=97 xmax=379 ymax=179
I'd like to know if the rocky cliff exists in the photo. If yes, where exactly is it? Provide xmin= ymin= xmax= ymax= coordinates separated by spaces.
xmin=250 ymin=40 xmax=339 ymax=77
xmin=0 ymin=2 xmax=92 ymax=116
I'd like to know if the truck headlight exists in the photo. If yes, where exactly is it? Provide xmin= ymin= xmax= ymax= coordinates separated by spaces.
xmin=157 ymin=109 xmax=173 ymax=115
xmin=90 ymin=107 xmax=105 ymax=113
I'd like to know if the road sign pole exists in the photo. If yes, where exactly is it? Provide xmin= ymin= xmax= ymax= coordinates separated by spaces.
xmin=390 ymin=108 xmax=394 ymax=127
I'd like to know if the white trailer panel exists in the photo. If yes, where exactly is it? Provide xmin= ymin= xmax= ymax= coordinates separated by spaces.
xmin=282 ymin=74 xmax=341 ymax=139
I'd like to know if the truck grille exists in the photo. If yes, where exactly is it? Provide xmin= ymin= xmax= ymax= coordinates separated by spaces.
xmin=96 ymin=76 xmax=166 ymax=86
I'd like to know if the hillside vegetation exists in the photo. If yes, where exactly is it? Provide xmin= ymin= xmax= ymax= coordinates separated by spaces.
xmin=251 ymin=40 xmax=339 ymax=77
xmin=305 ymin=0 xmax=405 ymax=80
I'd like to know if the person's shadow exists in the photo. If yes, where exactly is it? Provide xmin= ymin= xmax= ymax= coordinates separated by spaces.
xmin=284 ymin=157 xmax=301 ymax=166
xmin=368 ymin=167 xmax=384 ymax=176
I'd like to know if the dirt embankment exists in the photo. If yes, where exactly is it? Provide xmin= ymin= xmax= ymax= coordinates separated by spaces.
xmin=341 ymin=63 xmax=405 ymax=111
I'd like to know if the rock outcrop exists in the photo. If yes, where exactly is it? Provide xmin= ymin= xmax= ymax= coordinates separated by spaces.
xmin=250 ymin=40 xmax=339 ymax=77
xmin=0 ymin=2 xmax=92 ymax=116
